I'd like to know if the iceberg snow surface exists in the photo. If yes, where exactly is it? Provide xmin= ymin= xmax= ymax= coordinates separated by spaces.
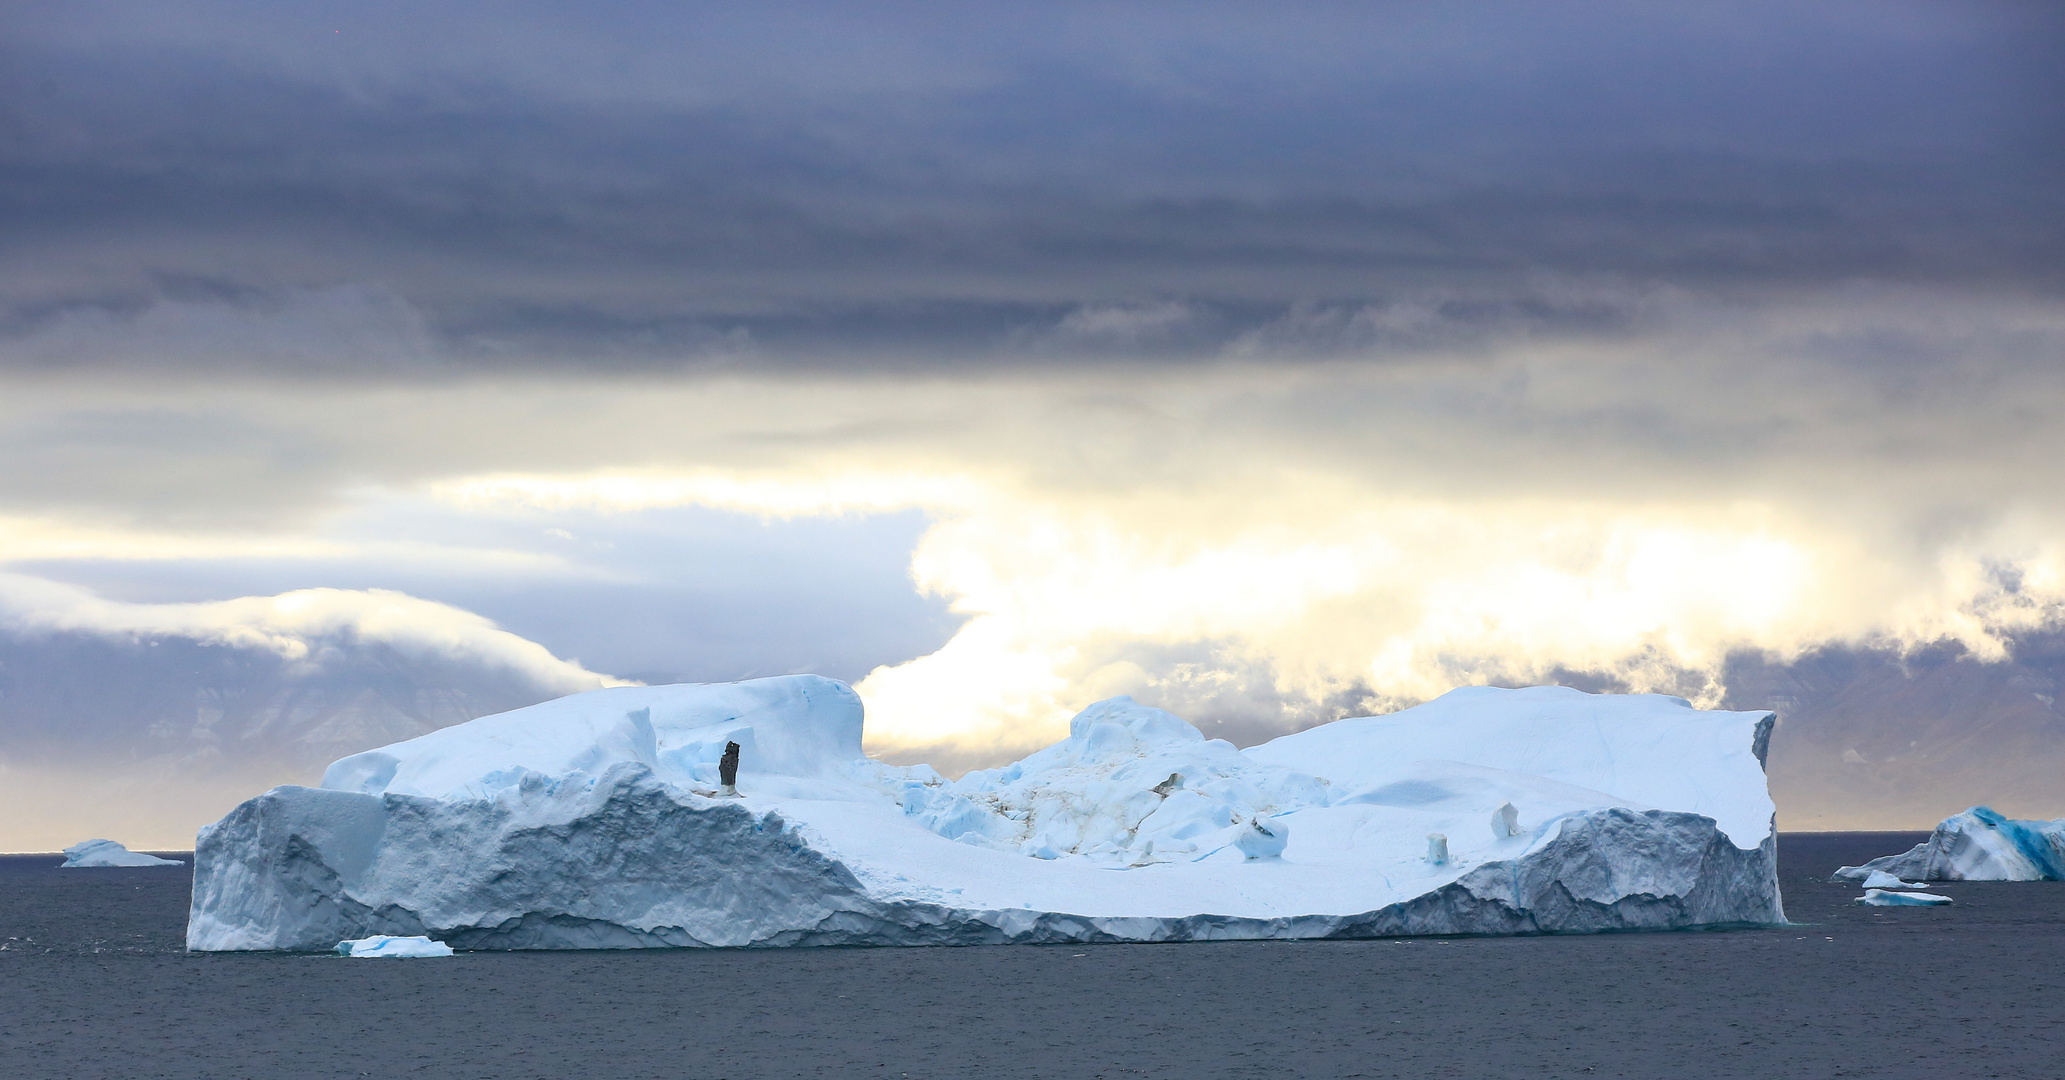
xmin=1835 ymin=807 xmax=2065 ymax=882
xmin=187 ymin=676 xmax=1785 ymax=951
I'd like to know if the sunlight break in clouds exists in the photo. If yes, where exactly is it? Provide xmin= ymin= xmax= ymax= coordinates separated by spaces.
xmin=6 ymin=290 xmax=2065 ymax=779
xmin=439 ymin=464 xmax=2065 ymax=765
xmin=386 ymin=289 xmax=2065 ymax=765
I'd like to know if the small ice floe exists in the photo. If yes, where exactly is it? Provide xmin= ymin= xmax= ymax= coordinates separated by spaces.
xmin=59 ymin=839 xmax=182 ymax=868
xmin=1857 ymin=888 xmax=1952 ymax=907
xmin=1860 ymin=869 xmax=1930 ymax=890
xmin=335 ymin=935 xmax=454 ymax=958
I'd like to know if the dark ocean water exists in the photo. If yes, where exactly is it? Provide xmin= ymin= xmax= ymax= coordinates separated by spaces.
xmin=3 ymin=832 xmax=2062 ymax=1079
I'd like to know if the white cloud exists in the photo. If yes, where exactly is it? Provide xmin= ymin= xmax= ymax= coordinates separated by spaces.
xmin=845 ymin=493 xmax=2065 ymax=756
xmin=4 ymin=287 xmax=2065 ymax=775
xmin=434 ymin=469 xmax=984 ymax=519
xmin=0 ymin=574 xmax=619 ymax=694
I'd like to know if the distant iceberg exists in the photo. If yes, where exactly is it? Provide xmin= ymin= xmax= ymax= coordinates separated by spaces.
xmin=187 ymin=676 xmax=1784 ymax=951
xmin=61 ymin=839 xmax=182 ymax=868
xmin=1835 ymin=807 xmax=2065 ymax=882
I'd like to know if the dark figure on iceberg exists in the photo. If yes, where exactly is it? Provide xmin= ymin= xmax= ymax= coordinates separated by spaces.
xmin=719 ymin=741 xmax=741 ymax=796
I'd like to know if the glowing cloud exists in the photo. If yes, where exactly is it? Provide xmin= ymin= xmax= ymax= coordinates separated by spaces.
xmin=9 ymin=291 xmax=2065 ymax=776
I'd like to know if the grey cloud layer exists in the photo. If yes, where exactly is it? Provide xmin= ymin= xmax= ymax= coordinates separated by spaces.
xmin=2 ymin=288 xmax=2062 ymax=533
xmin=3 ymin=2 xmax=2060 ymax=372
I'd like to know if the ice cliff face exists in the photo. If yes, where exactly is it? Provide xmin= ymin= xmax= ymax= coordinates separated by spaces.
xmin=189 ymin=676 xmax=1785 ymax=951
xmin=1835 ymin=806 xmax=2065 ymax=882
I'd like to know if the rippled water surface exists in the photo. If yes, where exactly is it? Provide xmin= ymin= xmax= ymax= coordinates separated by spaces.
xmin=4 ymin=833 xmax=2062 ymax=1079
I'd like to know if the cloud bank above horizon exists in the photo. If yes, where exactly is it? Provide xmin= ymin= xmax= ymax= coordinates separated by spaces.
xmin=1 ymin=2 xmax=2062 ymax=844
xmin=8 ymin=289 xmax=2065 ymax=765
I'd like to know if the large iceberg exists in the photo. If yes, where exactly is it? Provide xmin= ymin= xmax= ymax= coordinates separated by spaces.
xmin=61 ymin=839 xmax=182 ymax=868
xmin=187 ymin=676 xmax=1784 ymax=951
xmin=1835 ymin=806 xmax=2065 ymax=882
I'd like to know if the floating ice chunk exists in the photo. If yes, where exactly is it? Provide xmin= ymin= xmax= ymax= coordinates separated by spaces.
xmin=336 ymin=935 xmax=454 ymax=957
xmin=1491 ymin=802 xmax=1520 ymax=839
xmin=1860 ymin=869 xmax=1928 ymax=890
xmin=60 ymin=839 xmax=181 ymax=867
xmin=1836 ymin=806 xmax=2065 ymax=882
xmin=1857 ymin=889 xmax=1952 ymax=907
xmin=1235 ymin=816 xmax=1288 ymax=860
xmin=1426 ymin=833 xmax=1450 ymax=864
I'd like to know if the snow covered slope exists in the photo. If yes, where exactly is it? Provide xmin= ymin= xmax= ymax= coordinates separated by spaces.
xmin=188 ymin=677 xmax=1784 ymax=950
xmin=1835 ymin=807 xmax=2065 ymax=882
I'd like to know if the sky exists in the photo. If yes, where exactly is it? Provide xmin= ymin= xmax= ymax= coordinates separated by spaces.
xmin=2 ymin=2 xmax=2063 ymax=848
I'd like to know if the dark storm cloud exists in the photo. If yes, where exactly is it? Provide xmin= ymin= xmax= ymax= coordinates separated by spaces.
xmin=2 ymin=1 xmax=2059 ymax=373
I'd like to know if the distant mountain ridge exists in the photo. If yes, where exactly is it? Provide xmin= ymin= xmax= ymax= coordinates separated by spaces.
xmin=0 ymin=620 xmax=613 ymax=851
xmin=1727 ymin=636 xmax=2065 ymax=829
xmin=0 ymin=630 xmax=586 ymax=778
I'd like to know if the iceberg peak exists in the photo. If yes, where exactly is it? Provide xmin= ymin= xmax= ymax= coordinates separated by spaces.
xmin=1065 ymin=695 xmax=1208 ymax=754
